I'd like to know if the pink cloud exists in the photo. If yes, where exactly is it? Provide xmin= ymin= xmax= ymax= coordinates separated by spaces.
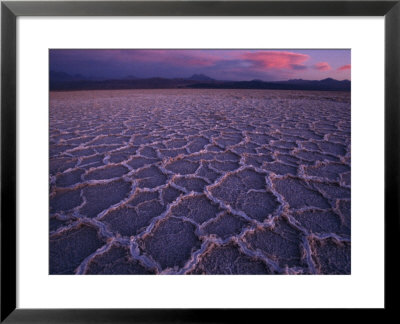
xmin=313 ymin=62 xmax=331 ymax=71
xmin=241 ymin=51 xmax=309 ymax=70
xmin=338 ymin=64 xmax=351 ymax=71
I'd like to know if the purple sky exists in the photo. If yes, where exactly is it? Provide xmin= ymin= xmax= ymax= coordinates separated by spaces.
xmin=50 ymin=49 xmax=351 ymax=81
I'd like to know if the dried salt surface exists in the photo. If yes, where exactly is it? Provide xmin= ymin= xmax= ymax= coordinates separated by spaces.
xmin=49 ymin=89 xmax=350 ymax=274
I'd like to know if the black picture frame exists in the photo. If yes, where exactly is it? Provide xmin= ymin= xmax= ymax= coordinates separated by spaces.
xmin=1 ymin=0 xmax=399 ymax=322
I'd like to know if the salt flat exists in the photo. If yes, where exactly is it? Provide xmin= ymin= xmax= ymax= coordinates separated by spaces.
xmin=49 ymin=89 xmax=351 ymax=275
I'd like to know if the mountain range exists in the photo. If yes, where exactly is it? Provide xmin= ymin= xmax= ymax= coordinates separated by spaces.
xmin=50 ymin=72 xmax=350 ymax=92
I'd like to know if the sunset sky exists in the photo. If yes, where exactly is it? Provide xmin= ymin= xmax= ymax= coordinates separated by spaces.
xmin=50 ymin=49 xmax=351 ymax=81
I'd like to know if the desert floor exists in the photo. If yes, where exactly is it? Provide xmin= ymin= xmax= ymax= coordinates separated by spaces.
xmin=49 ymin=89 xmax=350 ymax=275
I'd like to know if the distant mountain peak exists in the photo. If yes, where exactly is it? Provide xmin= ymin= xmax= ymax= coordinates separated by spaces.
xmin=188 ymin=74 xmax=214 ymax=81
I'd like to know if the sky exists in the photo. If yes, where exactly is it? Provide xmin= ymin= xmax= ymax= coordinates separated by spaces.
xmin=50 ymin=49 xmax=351 ymax=81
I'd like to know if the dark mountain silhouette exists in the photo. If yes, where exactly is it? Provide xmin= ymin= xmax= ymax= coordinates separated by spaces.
xmin=188 ymin=78 xmax=350 ymax=91
xmin=50 ymin=71 xmax=87 ymax=82
xmin=50 ymin=71 xmax=350 ymax=92
xmin=50 ymin=75 xmax=201 ymax=91
xmin=188 ymin=74 xmax=214 ymax=81
xmin=281 ymin=78 xmax=350 ymax=86
xmin=272 ymin=78 xmax=351 ymax=91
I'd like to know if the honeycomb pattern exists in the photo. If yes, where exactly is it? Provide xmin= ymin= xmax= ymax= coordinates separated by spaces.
xmin=49 ymin=89 xmax=350 ymax=274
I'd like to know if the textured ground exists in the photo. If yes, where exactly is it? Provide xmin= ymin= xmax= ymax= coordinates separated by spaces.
xmin=49 ymin=89 xmax=351 ymax=275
